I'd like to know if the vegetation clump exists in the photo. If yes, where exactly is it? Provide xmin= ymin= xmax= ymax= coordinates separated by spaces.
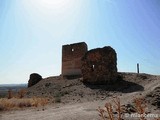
xmin=0 ymin=89 xmax=48 ymax=111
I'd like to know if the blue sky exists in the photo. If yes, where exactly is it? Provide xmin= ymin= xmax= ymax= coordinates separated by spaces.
xmin=0 ymin=0 xmax=160 ymax=84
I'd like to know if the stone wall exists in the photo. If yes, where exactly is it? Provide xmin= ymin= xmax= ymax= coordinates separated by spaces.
xmin=81 ymin=46 xmax=117 ymax=84
xmin=62 ymin=42 xmax=88 ymax=77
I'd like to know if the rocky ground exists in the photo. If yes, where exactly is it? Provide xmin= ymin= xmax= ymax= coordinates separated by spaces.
xmin=0 ymin=72 xmax=160 ymax=120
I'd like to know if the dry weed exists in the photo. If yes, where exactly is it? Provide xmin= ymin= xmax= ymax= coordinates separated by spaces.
xmin=97 ymin=106 xmax=106 ymax=120
xmin=7 ymin=89 xmax=13 ymax=99
xmin=105 ymin=103 xmax=114 ymax=120
xmin=0 ymin=104 xmax=5 ymax=111
xmin=155 ymin=118 xmax=160 ymax=120
xmin=97 ymin=97 xmax=122 ymax=120
xmin=18 ymin=89 xmax=26 ymax=98
xmin=113 ymin=97 xmax=122 ymax=120
xmin=98 ymin=97 xmax=159 ymax=120
xmin=134 ymin=97 xmax=146 ymax=120
xmin=0 ymin=97 xmax=48 ymax=111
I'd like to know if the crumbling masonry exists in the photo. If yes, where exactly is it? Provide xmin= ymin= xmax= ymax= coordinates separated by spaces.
xmin=62 ymin=42 xmax=117 ymax=84
xmin=62 ymin=42 xmax=88 ymax=77
xmin=81 ymin=46 xmax=117 ymax=84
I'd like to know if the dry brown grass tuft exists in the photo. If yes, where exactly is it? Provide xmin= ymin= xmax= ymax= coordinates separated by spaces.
xmin=155 ymin=118 xmax=160 ymax=120
xmin=0 ymin=97 xmax=48 ymax=111
xmin=97 ymin=97 xmax=122 ymax=120
xmin=134 ymin=97 xmax=146 ymax=120
xmin=0 ymin=104 xmax=5 ymax=111
xmin=98 ymin=97 xmax=160 ymax=120
xmin=113 ymin=97 xmax=122 ymax=120
xmin=105 ymin=102 xmax=114 ymax=120
xmin=18 ymin=89 xmax=27 ymax=99
xmin=7 ymin=89 xmax=13 ymax=99
xmin=0 ymin=88 xmax=48 ymax=111
xmin=97 ymin=106 xmax=106 ymax=120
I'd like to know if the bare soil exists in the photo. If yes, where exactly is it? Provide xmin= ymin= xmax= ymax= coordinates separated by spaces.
xmin=1 ymin=72 xmax=160 ymax=120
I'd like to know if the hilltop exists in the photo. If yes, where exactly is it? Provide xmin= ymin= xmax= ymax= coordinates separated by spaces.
xmin=1 ymin=72 xmax=160 ymax=120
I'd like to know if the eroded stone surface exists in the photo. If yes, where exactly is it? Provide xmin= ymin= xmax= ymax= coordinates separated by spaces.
xmin=62 ymin=42 xmax=88 ymax=77
xmin=28 ymin=73 xmax=42 ymax=87
xmin=81 ymin=46 xmax=117 ymax=84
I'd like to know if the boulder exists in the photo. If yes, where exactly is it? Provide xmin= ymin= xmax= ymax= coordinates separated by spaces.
xmin=28 ymin=73 xmax=42 ymax=87
xmin=81 ymin=46 xmax=117 ymax=84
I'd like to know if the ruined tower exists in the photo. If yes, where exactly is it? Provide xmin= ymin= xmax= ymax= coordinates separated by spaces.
xmin=62 ymin=42 xmax=88 ymax=78
xmin=81 ymin=46 xmax=118 ymax=84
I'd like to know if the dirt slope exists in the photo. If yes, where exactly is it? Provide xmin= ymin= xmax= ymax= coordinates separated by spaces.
xmin=1 ymin=72 xmax=160 ymax=120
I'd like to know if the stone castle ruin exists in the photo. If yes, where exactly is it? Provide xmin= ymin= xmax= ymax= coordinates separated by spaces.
xmin=28 ymin=42 xmax=117 ymax=87
xmin=62 ymin=42 xmax=118 ymax=84
xmin=62 ymin=42 xmax=88 ymax=78
xmin=81 ymin=46 xmax=117 ymax=84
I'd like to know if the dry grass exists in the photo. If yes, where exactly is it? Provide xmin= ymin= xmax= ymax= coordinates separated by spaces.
xmin=155 ymin=119 xmax=160 ymax=120
xmin=98 ymin=97 xmax=160 ymax=120
xmin=0 ymin=89 xmax=48 ymax=111
xmin=134 ymin=97 xmax=146 ymax=120
xmin=7 ymin=90 xmax=13 ymax=99
xmin=105 ymin=103 xmax=114 ymax=120
xmin=0 ymin=97 xmax=48 ymax=111
xmin=112 ymin=97 xmax=122 ymax=120
xmin=18 ymin=89 xmax=27 ymax=99
xmin=97 ymin=97 xmax=122 ymax=120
